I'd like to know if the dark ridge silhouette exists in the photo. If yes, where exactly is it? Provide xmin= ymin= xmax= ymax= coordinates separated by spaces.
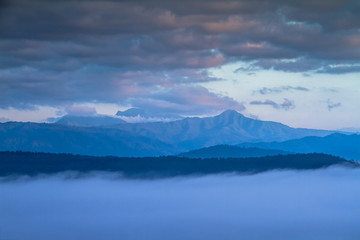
xmin=0 ymin=151 xmax=358 ymax=178
xmin=179 ymin=145 xmax=290 ymax=158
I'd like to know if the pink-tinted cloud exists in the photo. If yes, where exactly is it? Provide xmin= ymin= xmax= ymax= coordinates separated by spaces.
xmin=0 ymin=0 xmax=359 ymax=113
xmin=126 ymin=85 xmax=245 ymax=116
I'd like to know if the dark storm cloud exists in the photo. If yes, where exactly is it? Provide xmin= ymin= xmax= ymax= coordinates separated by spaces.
xmin=250 ymin=98 xmax=295 ymax=110
xmin=1 ymin=0 xmax=359 ymax=69
xmin=0 ymin=65 xmax=243 ymax=114
xmin=0 ymin=0 xmax=359 ymax=110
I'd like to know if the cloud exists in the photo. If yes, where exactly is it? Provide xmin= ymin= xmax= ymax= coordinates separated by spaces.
xmin=1 ymin=0 xmax=359 ymax=72
xmin=0 ymin=67 xmax=218 ymax=109
xmin=1 ymin=168 xmax=360 ymax=240
xmin=252 ymin=58 xmax=324 ymax=72
xmin=65 ymin=105 xmax=97 ymax=116
xmin=0 ymin=62 xmax=242 ymax=118
xmin=115 ymin=107 xmax=184 ymax=122
xmin=254 ymin=86 xmax=310 ymax=95
xmin=0 ymin=117 xmax=10 ymax=123
xmin=327 ymin=99 xmax=342 ymax=111
xmin=125 ymin=85 xmax=246 ymax=116
xmin=0 ymin=0 xmax=359 ymax=114
xmin=316 ymin=63 xmax=360 ymax=74
xmin=250 ymin=98 xmax=295 ymax=110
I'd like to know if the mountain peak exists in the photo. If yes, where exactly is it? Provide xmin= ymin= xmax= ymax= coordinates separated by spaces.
xmin=218 ymin=109 xmax=245 ymax=118
xmin=116 ymin=108 xmax=145 ymax=117
xmin=211 ymin=110 xmax=247 ymax=125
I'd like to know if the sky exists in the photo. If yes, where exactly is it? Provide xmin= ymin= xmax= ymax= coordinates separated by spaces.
xmin=0 ymin=0 xmax=359 ymax=129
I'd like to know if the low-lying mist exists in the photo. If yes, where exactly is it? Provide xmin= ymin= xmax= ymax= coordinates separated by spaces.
xmin=1 ymin=168 xmax=360 ymax=240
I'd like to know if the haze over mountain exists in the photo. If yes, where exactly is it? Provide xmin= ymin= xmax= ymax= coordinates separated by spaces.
xmin=338 ymin=127 xmax=360 ymax=133
xmin=0 ymin=110 xmax=336 ymax=157
xmin=56 ymin=115 xmax=127 ymax=127
xmin=116 ymin=108 xmax=183 ymax=122
xmin=239 ymin=133 xmax=360 ymax=161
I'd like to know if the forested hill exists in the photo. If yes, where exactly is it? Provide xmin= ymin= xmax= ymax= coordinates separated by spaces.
xmin=1 ymin=151 xmax=358 ymax=178
xmin=179 ymin=145 xmax=290 ymax=158
xmin=238 ymin=133 xmax=360 ymax=161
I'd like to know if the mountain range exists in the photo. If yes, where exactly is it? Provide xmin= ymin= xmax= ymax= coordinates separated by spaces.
xmin=110 ymin=110 xmax=333 ymax=150
xmin=238 ymin=133 xmax=360 ymax=161
xmin=1 ymin=110 xmax=356 ymax=158
xmin=0 ymin=122 xmax=173 ymax=157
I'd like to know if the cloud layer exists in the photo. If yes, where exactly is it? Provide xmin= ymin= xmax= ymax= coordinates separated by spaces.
xmin=1 ymin=168 xmax=360 ymax=240
xmin=0 ymin=0 xmax=359 ymax=114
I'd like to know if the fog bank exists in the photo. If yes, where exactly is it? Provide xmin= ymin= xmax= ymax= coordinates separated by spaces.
xmin=1 ymin=168 xmax=360 ymax=240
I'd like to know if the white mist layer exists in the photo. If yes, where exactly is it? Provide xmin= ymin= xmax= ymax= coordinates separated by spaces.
xmin=1 ymin=168 xmax=360 ymax=240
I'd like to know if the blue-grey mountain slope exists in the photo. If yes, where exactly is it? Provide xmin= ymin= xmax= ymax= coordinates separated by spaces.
xmin=0 ymin=122 xmax=174 ymax=157
xmin=111 ymin=110 xmax=333 ymax=150
xmin=56 ymin=115 xmax=126 ymax=127
xmin=239 ymin=133 xmax=360 ymax=161
xmin=179 ymin=145 xmax=290 ymax=159
xmin=0 ymin=110 xmax=336 ymax=156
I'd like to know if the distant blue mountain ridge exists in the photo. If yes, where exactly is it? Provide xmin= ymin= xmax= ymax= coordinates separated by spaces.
xmin=0 ymin=110 xmax=356 ymax=159
xmin=238 ymin=133 xmax=360 ymax=161
xmin=109 ymin=110 xmax=333 ymax=150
